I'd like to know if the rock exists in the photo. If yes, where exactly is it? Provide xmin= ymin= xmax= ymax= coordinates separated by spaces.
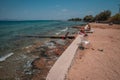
xmin=55 ymin=39 xmax=66 ymax=45
xmin=98 ymin=49 xmax=103 ymax=52
xmin=32 ymin=58 xmax=46 ymax=69
xmin=44 ymin=42 xmax=56 ymax=49
xmin=47 ymin=61 xmax=54 ymax=65
xmin=39 ymin=47 xmax=48 ymax=57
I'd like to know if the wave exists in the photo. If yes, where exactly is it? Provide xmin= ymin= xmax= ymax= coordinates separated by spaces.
xmin=55 ymin=32 xmax=61 ymax=35
xmin=0 ymin=52 xmax=14 ymax=62
xmin=61 ymin=27 xmax=68 ymax=32
xmin=55 ymin=27 xmax=68 ymax=35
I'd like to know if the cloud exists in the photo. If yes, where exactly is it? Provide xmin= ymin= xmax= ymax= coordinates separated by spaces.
xmin=87 ymin=11 xmax=94 ymax=15
xmin=61 ymin=9 xmax=68 ymax=12
xmin=55 ymin=5 xmax=61 ymax=7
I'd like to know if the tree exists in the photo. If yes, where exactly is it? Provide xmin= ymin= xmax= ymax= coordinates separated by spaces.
xmin=95 ymin=10 xmax=111 ymax=21
xmin=83 ymin=15 xmax=94 ymax=22
xmin=109 ymin=13 xmax=120 ymax=24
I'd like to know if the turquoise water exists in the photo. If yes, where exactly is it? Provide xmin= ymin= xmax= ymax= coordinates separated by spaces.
xmin=0 ymin=20 xmax=86 ymax=57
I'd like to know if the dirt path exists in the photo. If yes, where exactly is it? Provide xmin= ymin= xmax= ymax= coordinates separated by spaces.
xmin=67 ymin=23 xmax=120 ymax=80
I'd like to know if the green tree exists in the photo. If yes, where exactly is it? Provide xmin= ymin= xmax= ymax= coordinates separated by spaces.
xmin=83 ymin=15 xmax=94 ymax=22
xmin=95 ymin=10 xmax=111 ymax=21
xmin=109 ymin=13 xmax=120 ymax=24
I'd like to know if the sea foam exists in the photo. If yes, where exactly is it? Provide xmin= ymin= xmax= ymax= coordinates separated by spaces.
xmin=56 ymin=27 xmax=68 ymax=35
xmin=61 ymin=27 xmax=68 ymax=32
xmin=0 ymin=52 xmax=14 ymax=62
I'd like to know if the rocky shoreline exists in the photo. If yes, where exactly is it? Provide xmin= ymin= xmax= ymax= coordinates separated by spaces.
xmin=21 ymin=38 xmax=74 ymax=80
xmin=28 ymin=39 xmax=74 ymax=80
xmin=0 ymin=37 xmax=74 ymax=80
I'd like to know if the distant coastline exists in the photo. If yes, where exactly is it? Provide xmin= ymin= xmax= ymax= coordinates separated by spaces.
xmin=0 ymin=20 xmax=63 ymax=22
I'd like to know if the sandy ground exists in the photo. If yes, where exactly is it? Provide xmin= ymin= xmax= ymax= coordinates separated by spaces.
xmin=67 ymin=23 xmax=120 ymax=80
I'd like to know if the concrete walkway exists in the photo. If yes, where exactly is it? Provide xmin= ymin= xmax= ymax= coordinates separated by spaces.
xmin=46 ymin=35 xmax=83 ymax=80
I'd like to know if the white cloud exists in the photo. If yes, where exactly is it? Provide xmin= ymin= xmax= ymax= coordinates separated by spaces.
xmin=61 ymin=9 xmax=68 ymax=12
xmin=87 ymin=11 xmax=94 ymax=15
xmin=55 ymin=5 xmax=61 ymax=7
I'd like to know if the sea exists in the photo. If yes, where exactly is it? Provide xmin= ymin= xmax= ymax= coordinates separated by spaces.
xmin=0 ymin=20 xmax=86 ymax=58
xmin=0 ymin=20 xmax=86 ymax=80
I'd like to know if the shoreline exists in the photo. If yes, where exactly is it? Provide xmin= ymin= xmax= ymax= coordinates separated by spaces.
xmin=31 ymin=38 xmax=74 ymax=80
xmin=67 ymin=23 xmax=120 ymax=80
xmin=1 ymin=22 xmax=120 ymax=80
xmin=0 ymin=34 xmax=75 ymax=80
xmin=0 ymin=20 xmax=84 ymax=80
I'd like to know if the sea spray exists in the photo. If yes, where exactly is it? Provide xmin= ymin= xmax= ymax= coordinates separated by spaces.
xmin=0 ymin=52 xmax=14 ymax=62
xmin=55 ymin=27 xmax=68 ymax=35
xmin=61 ymin=27 xmax=68 ymax=32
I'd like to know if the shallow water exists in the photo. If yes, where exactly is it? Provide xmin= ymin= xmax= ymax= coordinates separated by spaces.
xmin=0 ymin=20 xmax=85 ymax=57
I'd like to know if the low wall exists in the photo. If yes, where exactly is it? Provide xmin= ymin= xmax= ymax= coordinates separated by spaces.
xmin=46 ymin=35 xmax=83 ymax=80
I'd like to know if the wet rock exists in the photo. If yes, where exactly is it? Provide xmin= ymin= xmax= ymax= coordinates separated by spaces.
xmin=23 ymin=60 xmax=34 ymax=76
xmin=32 ymin=58 xmax=46 ymax=69
xmin=55 ymin=39 xmax=66 ymax=45
xmin=32 ymin=69 xmax=41 ymax=74
xmin=54 ymin=48 xmax=63 ymax=55
xmin=24 ymin=70 xmax=32 ymax=75
xmin=39 ymin=46 xmax=48 ymax=57
xmin=22 ymin=41 xmax=42 ymax=53
xmin=49 ymin=40 xmax=56 ymax=44
xmin=44 ymin=42 xmax=56 ymax=49
xmin=47 ymin=60 xmax=55 ymax=66
xmin=24 ymin=60 xmax=33 ymax=68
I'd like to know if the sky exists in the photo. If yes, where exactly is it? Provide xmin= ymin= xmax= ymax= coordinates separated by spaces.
xmin=0 ymin=0 xmax=119 ymax=20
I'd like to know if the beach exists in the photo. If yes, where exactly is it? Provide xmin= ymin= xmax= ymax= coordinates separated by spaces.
xmin=1 ymin=21 xmax=120 ymax=80
xmin=67 ymin=23 xmax=120 ymax=80
xmin=0 ymin=0 xmax=119 ymax=80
